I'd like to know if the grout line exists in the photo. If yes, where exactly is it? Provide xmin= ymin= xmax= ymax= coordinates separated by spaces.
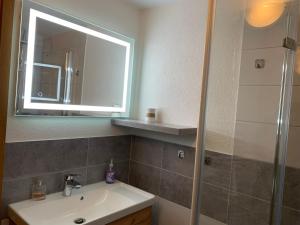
xmin=128 ymin=136 xmax=134 ymax=184
xmin=84 ymin=167 xmax=88 ymax=185
xmin=205 ymin=148 xmax=232 ymax=157
xmin=282 ymin=205 xmax=300 ymax=213
xmin=86 ymin=163 xmax=107 ymax=169
xmin=236 ymin=120 xmax=277 ymax=126
xmin=90 ymin=159 xmax=129 ymax=167
xmin=128 ymin=160 xmax=132 ymax=184
xmin=226 ymin=154 xmax=234 ymax=222
xmin=4 ymin=160 xmax=130 ymax=183
xmin=131 ymin=159 xmax=194 ymax=180
xmin=158 ymin=166 xmax=162 ymax=197
xmin=158 ymin=143 xmax=164 ymax=196
xmin=160 ymin=142 xmax=165 ymax=170
xmin=86 ymin=138 xmax=90 ymax=167
xmin=242 ymin=46 xmax=284 ymax=51
xmin=85 ymin=138 xmax=90 ymax=185
xmin=239 ymin=84 xmax=281 ymax=87
xmin=6 ymin=137 xmax=89 ymax=144
xmin=5 ymin=135 xmax=131 ymax=145
xmin=229 ymin=190 xmax=272 ymax=204
xmin=3 ymin=166 xmax=89 ymax=182
xmin=202 ymin=181 xmax=230 ymax=192
xmin=129 ymin=135 xmax=134 ymax=161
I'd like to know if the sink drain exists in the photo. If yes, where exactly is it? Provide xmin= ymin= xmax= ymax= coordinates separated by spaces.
xmin=74 ymin=218 xmax=86 ymax=224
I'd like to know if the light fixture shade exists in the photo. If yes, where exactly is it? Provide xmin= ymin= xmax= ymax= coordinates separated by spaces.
xmin=246 ymin=0 xmax=286 ymax=28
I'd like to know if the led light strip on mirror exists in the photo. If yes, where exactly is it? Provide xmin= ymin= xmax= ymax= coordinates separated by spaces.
xmin=24 ymin=8 xmax=132 ymax=113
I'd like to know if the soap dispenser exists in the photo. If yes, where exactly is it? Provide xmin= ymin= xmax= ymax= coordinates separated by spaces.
xmin=106 ymin=159 xmax=115 ymax=184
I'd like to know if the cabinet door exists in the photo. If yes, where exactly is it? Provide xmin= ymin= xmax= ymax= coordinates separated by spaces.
xmin=107 ymin=207 xmax=152 ymax=225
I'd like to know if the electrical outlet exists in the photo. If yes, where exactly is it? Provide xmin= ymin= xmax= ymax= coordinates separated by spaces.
xmin=178 ymin=150 xmax=185 ymax=159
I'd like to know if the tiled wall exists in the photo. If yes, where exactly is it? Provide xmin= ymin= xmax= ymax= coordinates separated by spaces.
xmin=229 ymin=7 xmax=286 ymax=225
xmin=282 ymin=166 xmax=300 ymax=225
xmin=129 ymin=137 xmax=194 ymax=209
xmin=128 ymin=136 xmax=278 ymax=225
xmin=3 ymin=135 xmax=299 ymax=225
xmin=1 ymin=136 xmax=131 ymax=217
xmin=282 ymin=49 xmax=300 ymax=224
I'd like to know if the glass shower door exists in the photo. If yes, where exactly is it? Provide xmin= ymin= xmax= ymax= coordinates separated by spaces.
xmin=191 ymin=1 xmax=299 ymax=225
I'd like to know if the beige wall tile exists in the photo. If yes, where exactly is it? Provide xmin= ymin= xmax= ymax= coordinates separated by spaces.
xmin=294 ymin=73 xmax=300 ymax=86
xmin=242 ymin=11 xmax=287 ymax=50
xmin=286 ymin=126 xmax=300 ymax=168
xmin=234 ymin=121 xmax=277 ymax=162
xmin=293 ymin=47 xmax=300 ymax=85
xmin=290 ymin=86 xmax=300 ymax=126
xmin=236 ymin=86 xmax=281 ymax=124
xmin=239 ymin=48 xmax=285 ymax=86
xmin=157 ymin=197 xmax=190 ymax=225
xmin=156 ymin=197 xmax=226 ymax=225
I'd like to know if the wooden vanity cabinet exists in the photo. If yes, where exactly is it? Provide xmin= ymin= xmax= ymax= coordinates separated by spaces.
xmin=107 ymin=207 xmax=152 ymax=225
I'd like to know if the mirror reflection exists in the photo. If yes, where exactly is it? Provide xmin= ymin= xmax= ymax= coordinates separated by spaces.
xmin=16 ymin=1 xmax=134 ymax=116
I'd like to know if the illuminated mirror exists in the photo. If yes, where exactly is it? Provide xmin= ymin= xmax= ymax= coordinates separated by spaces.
xmin=16 ymin=0 xmax=134 ymax=116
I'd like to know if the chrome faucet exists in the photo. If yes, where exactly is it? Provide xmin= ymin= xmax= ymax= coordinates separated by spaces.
xmin=63 ymin=174 xmax=82 ymax=197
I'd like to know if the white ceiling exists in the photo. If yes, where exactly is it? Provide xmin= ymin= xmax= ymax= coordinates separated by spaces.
xmin=122 ymin=0 xmax=179 ymax=9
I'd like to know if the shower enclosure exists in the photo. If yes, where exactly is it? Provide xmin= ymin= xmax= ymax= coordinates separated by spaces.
xmin=192 ymin=0 xmax=300 ymax=225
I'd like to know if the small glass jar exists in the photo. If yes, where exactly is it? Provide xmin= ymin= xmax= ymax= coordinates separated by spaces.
xmin=31 ymin=178 xmax=46 ymax=201
xmin=145 ymin=108 xmax=156 ymax=123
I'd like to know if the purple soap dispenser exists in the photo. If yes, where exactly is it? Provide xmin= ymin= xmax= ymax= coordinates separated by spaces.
xmin=106 ymin=159 xmax=115 ymax=184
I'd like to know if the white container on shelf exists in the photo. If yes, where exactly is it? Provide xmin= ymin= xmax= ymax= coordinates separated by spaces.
xmin=145 ymin=108 xmax=156 ymax=123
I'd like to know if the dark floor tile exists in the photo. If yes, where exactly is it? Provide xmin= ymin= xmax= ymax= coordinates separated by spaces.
xmin=203 ymin=151 xmax=232 ymax=189
xmin=129 ymin=161 xmax=161 ymax=195
xmin=231 ymin=156 xmax=274 ymax=201
xmin=131 ymin=136 xmax=164 ymax=167
xmin=283 ymin=166 xmax=300 ymax=210
xmin=282 ymin=207 xmax=300 ymax=225
xmin=200 ymin=183 xmax=229 ymax=224
xmin=162 ymin=143 xmax=195 ymax=178
xmin=159 ymin=170 xmax=193 ymax=208
xmin=88 ymin=136 xmax=131 ymax=166
xmin=228 ymin=192 xmax=271 ymax=225
xmin=4 ymin=139 xmax=88 ymax=179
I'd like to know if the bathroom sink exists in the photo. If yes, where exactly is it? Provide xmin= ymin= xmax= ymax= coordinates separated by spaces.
xmin=8 ymin=181 xmax=155 ymax=225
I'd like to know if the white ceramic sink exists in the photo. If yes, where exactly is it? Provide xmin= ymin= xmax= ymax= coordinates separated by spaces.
xmin=9 ymin=181 xmax=155 ymax=225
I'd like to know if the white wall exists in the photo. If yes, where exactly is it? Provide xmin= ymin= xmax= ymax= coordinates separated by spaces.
xmin=6 ymin=0 xmax=141 ymax=142
xmin=133 ymin=0 xmax=245 ymax=153
xmin=134 ymin=0 xmax=206 ymax=127
xmin=233 ymin=1 xmax=297 ymax=162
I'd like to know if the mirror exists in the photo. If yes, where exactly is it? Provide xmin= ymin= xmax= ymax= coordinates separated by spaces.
xmin=16 ymin=0 xmax=134 ymax=116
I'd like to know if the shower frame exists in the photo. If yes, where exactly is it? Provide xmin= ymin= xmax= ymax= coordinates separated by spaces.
xmin=190 ymin=1 xmax=298 ymax=225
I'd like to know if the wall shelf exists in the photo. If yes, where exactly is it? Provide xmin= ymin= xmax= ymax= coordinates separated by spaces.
xmin=111 ymin=119 xmax=197 ymax=136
